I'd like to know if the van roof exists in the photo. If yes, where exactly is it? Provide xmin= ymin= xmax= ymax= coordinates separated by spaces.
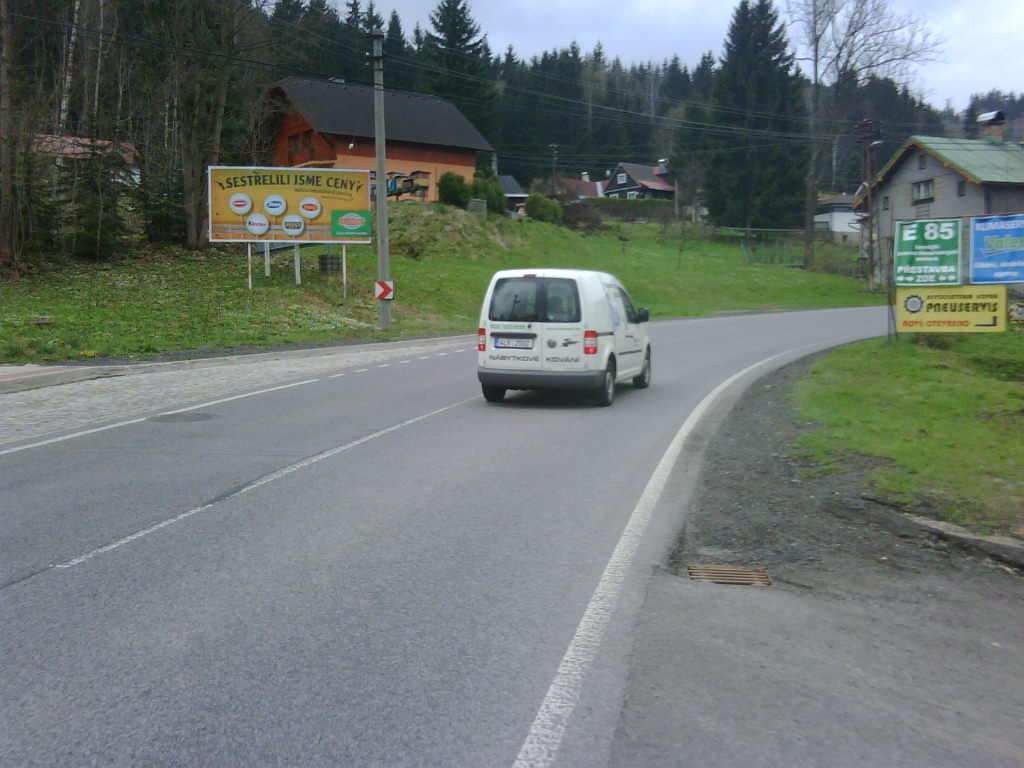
xmin=491 ymin=268 xmax=618 ymax=281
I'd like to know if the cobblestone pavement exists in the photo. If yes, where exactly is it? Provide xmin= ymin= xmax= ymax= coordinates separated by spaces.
xmin=0 ymin=337 xmax=474 ymax=449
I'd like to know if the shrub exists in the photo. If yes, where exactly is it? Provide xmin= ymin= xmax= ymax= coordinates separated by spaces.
xmin=562 ymin=202 xmax=603 ymax=233
xmin=472 ymin=173 xmax=506 ymax=215
xmin=590 ymin=197 xmax=673 ymax=221
xmin=438 ymin=172 xmax=471 ymax=208
xmin=525 ymin=193 xmax=562 ymax=224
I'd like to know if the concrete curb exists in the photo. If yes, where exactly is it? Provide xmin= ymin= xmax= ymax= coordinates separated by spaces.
xmin=901 ymin=512 xmax=1024 ymax=569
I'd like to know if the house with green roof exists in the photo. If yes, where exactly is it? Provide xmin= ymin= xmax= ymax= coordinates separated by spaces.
xmin=857 ymin=134 xmax=1024 ymax=258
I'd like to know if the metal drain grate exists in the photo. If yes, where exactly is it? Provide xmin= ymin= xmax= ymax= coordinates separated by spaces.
xmin=687 ymin=564 xmax=772 ymax=587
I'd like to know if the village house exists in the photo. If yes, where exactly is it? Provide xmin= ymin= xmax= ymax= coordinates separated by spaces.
xmin=814 ymin=193 xmax=860 ymax=245
xmin=857 ymin=116 xmax=1024 ymax=260
xmin=263 ymin=78 xmax=494 ymax=203
xmin=602 ymin=162 xmax=675 ymax=200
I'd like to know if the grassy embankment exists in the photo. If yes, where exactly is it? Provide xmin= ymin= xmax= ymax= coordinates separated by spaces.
xmin=794 ymin=333 xmax=1023 ymax=537
xmin=2 ymin=202 xmax=1020 ymax=534
xmin=0 ymin=202 xmax=877 ymax=361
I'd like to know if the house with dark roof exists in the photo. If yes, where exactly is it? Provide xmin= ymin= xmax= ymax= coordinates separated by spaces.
xmin=602 ymin=162 xmax=675 ymax=200
xmin=498 ymin=175 xmax=528 ymax=212
xmin=856 ymin=133 xmax=1024 ymax=253
xmin=264 ymin=78 xmax=493 ymax=203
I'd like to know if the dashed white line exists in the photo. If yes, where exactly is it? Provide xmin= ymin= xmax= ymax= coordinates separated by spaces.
xmin=52 ymin=396 xmax=477 ymax=571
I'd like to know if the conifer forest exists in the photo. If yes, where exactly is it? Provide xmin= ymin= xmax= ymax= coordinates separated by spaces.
xmin=1 ymin=0 xmax=1020 ymax=268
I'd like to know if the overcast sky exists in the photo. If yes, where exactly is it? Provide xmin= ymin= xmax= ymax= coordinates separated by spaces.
xmin=371 ymin=0 xmax=1021 ymax=112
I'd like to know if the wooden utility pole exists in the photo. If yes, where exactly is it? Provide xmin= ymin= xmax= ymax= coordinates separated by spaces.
xmin=0 ymin=0 xmax=13 ymax=261
xmin=371 ymin=30 xmax=391 ymax=331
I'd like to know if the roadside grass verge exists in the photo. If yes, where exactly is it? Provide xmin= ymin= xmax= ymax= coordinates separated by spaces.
xmin=0 ymin=203 xmax=880 ymax=362
xmin=793 ymin=332 xmax=1024 ymax=536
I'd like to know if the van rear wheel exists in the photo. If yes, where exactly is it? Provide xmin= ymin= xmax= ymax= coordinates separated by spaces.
xmin=633 ymin=349 xmax=651 ymax=389
xmin=482 ymin=384 xmax=506 ymax=403
xmin=594 ymin=362 xmax=616 ymax=407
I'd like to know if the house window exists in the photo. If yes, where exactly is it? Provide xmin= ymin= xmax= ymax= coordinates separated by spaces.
xmin=882 ymin=196 xmax=889 ymax=211
xmin=627 ymin=190 xmax=638 ymax=199
xmin=302 ymin=130 xmax=314 ymax=156
xmin=287 ymin=134 xmax=298 ymax=164
xmin=918 ymin=154 xmax=927 ymax=170
xmin=617 ymin=173 xmax=626 ymax=185
xmin=957 ymin=180 xmax=966 ymax=197
xmin=912 ymin=179 xmax=934 ymax=203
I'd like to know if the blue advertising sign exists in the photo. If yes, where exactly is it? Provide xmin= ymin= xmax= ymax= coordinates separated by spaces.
xmin=970 ymin=214 xmax=1024 ymax=284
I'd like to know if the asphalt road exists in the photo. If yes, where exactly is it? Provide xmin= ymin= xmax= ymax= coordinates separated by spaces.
xmin=2 ymin=308 xmax=890 ymax=766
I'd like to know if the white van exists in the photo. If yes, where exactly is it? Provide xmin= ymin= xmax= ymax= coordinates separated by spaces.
xmin=477 ymin=268 xmax=651 ymax=406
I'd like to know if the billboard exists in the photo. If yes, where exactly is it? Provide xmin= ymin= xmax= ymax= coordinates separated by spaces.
xmin=896 ymin=285 xmax=1007 ymax=333
xmin=208 ymin=166 xmax=371 ymax=243
xmin=893 ymin=219 xmax=962 ymax=286
xmin=970 ymin=213 xmax=1024 ymax=284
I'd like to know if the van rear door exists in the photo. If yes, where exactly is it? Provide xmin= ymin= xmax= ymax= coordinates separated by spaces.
xmin=484 ymin=276 xmax=586 ymax=374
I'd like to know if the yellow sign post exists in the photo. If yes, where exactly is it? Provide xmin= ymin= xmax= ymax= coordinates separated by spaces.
xmin=896 ymin=286 xmax=1007 ymax=333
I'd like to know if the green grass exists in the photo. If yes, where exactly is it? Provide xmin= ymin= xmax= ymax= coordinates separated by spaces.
xmin=0 ymin=203 xmax=880 ymax=361
xmin=793 ymin=333 xmax=1024 ymax=536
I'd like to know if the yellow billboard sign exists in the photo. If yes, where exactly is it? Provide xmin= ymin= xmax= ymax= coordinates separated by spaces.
xmin=896 ymin=286 xmax=1007 ymax=333
xmin=208 ymin=166 xmax=371 ymax=243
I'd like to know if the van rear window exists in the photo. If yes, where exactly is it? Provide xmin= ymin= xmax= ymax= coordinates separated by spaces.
xmin=489 ymin=277 xmax=581 ymax=323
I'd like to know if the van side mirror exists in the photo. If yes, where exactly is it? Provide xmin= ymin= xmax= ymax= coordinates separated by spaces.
xmin=636 ymin=307 xmax=650 ymax=323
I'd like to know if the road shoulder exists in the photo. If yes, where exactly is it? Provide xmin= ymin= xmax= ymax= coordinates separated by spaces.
xmin=609 ymin=355 xmax=1024 ymax=767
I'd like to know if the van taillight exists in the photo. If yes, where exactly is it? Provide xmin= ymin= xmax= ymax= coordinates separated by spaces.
xmin=478 ymin=328 xmax=487 ymax=351
xmin=584 ymin=330 xmax=598 ymax=354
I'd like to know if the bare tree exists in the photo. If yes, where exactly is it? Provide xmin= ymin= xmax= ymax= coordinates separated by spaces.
xmin=788 ymin=0 xmax=941 ymax=267
xmin=147 ymin=0 xmax=263 ymax=250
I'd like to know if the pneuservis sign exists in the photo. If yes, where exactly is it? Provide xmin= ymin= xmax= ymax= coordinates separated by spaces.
xmin=896 ymin=285 xmax=1007 ymax=333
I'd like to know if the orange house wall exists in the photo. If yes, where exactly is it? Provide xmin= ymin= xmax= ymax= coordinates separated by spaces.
xmin=270 ymin=116 xmax=479 ymax=203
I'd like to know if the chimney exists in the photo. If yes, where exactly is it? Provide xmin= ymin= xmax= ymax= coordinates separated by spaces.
xmin=581 ymin=171 xmax=590 ymax=183
xmin=977 ymin=110 xmax=1005 ymax=142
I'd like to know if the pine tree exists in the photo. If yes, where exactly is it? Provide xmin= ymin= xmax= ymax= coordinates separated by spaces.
xmin=701 ymin=0 xmax=805 ymax=228
xmin=383 ymin=11 xmax=415 ymax=90
xmin=424 ymin=0 xmax=496 ymax=137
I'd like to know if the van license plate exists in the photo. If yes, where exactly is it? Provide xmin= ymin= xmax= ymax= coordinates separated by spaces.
xmin=495 ymin=337 xmax=533 ymax=349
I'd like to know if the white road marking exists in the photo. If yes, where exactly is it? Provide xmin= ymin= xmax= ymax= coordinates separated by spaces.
xmin=329 ymin=373 xmax=346 ymax=378
xmin=514 ymin=347 xmax=811 ymax=768
xmin=355 ymin=368 xmax=370 ymax=373
xmin=0 ymin=380 xmax=319 ymax=457
xmin=52 ymin=397 xmax=477 ymax=570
